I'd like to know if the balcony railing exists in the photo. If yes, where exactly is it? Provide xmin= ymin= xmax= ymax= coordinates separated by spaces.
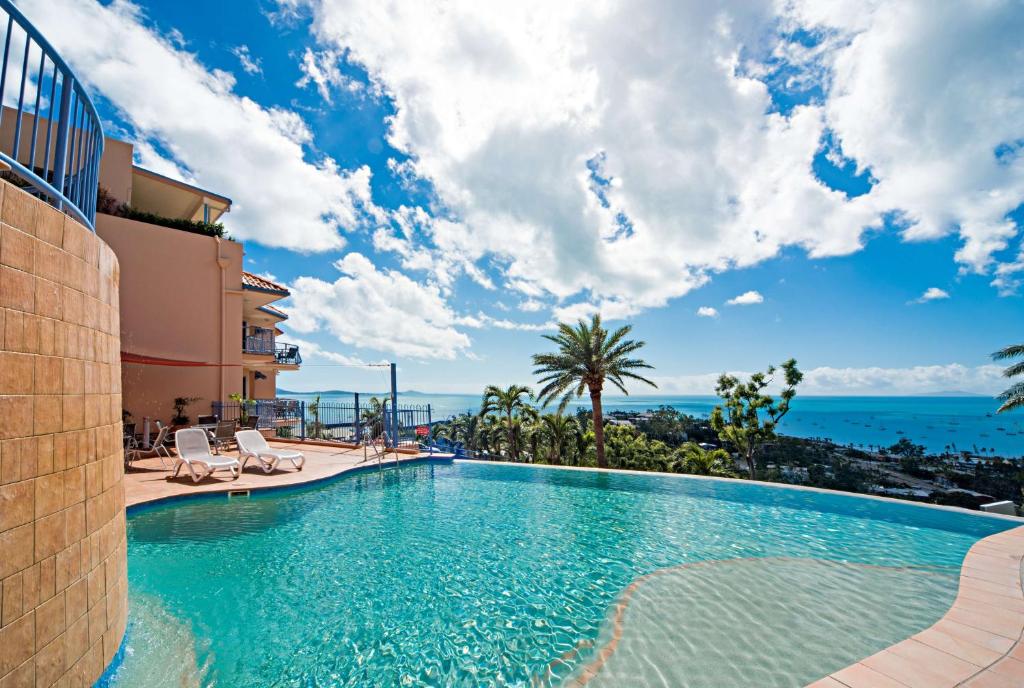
xmin=0 ymin=0 xmax=103 ymax=230
xmin=243 ymin=327 xmax=275 ymax=355
xmin=275 ymin=342 xmax=301 ymax=366
xmin=242 ymin=327 xmax=300 ymax=366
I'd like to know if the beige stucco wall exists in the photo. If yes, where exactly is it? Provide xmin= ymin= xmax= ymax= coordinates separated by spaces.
xmin=95 ymin=214 xmax=244 ymax=424
xmin=96 ymin=138 xmax=134 ymax=207
xmin=250 ymin=368 xmax=278 ymax=400
xmin=0 ymin=181 xmax=127 ymax=687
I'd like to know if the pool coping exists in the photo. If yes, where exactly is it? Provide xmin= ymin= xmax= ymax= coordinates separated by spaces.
xmin=807 ymin=525 xmax=1024 ymax=688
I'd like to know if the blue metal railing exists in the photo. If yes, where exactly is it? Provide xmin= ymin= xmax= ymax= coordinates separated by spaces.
xmin=0 ymin=0 xmax=103 ymax=231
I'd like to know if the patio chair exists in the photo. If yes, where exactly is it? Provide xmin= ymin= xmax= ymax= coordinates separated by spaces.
xmin=209 ymin=420 xmax=238 ymax=454
xmin=196 ymin=414 xmax=218 ymax=426
xmin=172 ymin=428 xmax=240 ymax=482
xmin=235 ymin=430 xmax=305 ymax=473
xmin=126 ymin=423 xmax=174 ymax=469
xmin=123 ymin=423 xmax=140 ymax=467
xmin=240 ymin=415 xmax=259 ymax=430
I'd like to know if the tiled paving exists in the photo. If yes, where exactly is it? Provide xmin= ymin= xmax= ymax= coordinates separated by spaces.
xmin=123 ymin=440 xmax=428 ymax=507
xmin=808 ymin=525 xmax=1024 ymax=688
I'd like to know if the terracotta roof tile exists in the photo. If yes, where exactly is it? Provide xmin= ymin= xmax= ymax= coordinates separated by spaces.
xmin=242 ymin=271 xmax=289 ymax=295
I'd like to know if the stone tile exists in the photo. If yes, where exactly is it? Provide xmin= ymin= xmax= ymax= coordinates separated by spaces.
xmin=0 ymin=187 xmax=36 ymax=233
xmin=20 ymin=563 xmax=38 ymax=613
xmin=34 ymin=591 xmax=64 ymax=649
xmin=0 ymin=611 xmax=34 ymax=676
xmin=34 ymin=510 xmax=66 ymax=563
xmin=33 ymin=278 xmax=60 ymax=320
xmin=1 ymin=571 xmax=22 ymax=626
xmin=64 ymin=579 xmax=86 ymax=627
xmin=32 ymin=357 xmax=60 ymax=396
xmin=0 ymin=225 xmax=34 ymax=273
xmin=861 ymin=642 xmax=974 ymax=688
xmin=32 ymin=395 xmax=62 ymax=436
xmin=60 ymin=218 xmax=87 ymax=262
xmin=36 ymin=557 xmax=54 ymax=604
xmin=34 ymin=205 xmax=63 ymax=248
xmin=60 ymin=396 xmax=84 ymax=433
xmin=0 ymin=528 xmax=31 ymax=581
xmin=0 ymin=480 xmax=33 ymax=531
xmin=0 ymin=656 xmax=33 ymax=688
xmin=914 ymin=625 xmax=1006 ymax=668
xmin=33 ymin=632 xmax=65 ymax=688
xmin=0 ymin=396 xmax=32 ymax=441
xmin=17 ymin=314 xmax=38 ymax=355
xmin=60 ymin=360 xmax=83 ymax=396
xmin=0 ymin=266 xmax=34 ymax=313
xmin=33 ymin=473 xmax=63 ymax=519
xmin=32 ymin=240 xmax=63 ymax=285
xmin=63 ymin=612 xmax=88 ymax=672
xmin=61 ymin=468 xmax=84 ymax=509
xmin=965 ymin=671 xmax=1021 ymax=687
xmin=0 ymin=352 xmax=32 ymax=395
xmin=987 ymin=657 xmax=1024 ymax=682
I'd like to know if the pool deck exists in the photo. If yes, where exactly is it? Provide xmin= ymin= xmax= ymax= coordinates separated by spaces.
xmin=121 ymin=453 xmax=1024 ymax=687
xmin=808 ymin=524 xmax=1024 ymax=688
xmin=122 ymin=440 xmax=435 ymax=508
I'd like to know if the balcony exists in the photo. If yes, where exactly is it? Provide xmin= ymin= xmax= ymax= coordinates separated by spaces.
xmin=243 ymin=327 xmax=275 ymax=355
xmin=242 ymin=327 xmax=300 ymax=366
xmin=275 ymin=343 xmax=301 ymax=366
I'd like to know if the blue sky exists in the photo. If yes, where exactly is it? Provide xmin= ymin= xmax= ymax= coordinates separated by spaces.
xmin=22 ymin=0 xmax=1024 ymax=395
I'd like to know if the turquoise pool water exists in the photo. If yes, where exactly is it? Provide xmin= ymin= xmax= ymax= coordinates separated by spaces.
xmin=110 ymin=461 xmax=1014 ymax=687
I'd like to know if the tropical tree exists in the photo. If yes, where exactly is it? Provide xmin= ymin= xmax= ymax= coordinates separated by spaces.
xmin=672 ymin=442 xmax=734 ymax=477
xmin=480 ymin=384 xmax=535 ymax=460
xmin=993 ymin=344 xmax=1024 ymax=413
xmin=538 ymin=413 xmax=581 ymax=465
xmin=532 ymin=315 xmax=657 ymax=469
xmin=710 ymin=359 xmax=803 ymax=479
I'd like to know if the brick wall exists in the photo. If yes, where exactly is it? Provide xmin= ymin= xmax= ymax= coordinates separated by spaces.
xmin=0 ymin=180 xmax=127 ymax=687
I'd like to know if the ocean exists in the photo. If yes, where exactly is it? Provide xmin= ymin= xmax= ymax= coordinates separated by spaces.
xmin=280 ymin=391 xmax=1024 ymax=458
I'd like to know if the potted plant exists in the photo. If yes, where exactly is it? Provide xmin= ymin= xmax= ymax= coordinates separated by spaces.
xmin=171 ymin=396 xmax=201 ymax=428
xmin=228 ymin=392 xmax=256 ymax=424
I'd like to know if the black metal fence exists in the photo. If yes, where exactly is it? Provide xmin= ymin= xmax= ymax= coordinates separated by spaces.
xmin=210 ymin=397 xmax=433 ymax=449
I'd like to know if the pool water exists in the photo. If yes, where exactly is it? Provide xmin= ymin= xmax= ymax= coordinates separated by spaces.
xmin=110 ymin=460 xmax=1013 ymax=687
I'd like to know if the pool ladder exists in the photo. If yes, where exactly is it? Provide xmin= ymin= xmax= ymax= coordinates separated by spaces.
xmin=362 ymin=427 xmax=401 ymax=469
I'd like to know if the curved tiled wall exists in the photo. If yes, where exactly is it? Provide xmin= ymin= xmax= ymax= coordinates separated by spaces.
xmin=0 ymin=180 xmax=126 ymax=687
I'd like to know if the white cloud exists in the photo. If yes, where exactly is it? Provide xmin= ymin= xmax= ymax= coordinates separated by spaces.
xmin=519 ymin=299 xmax=544 ymax=313
xmin=655 ymin=363 xmax=1005 ymax=396
xmin=285 ymin=253 xmax=473 ymax=360
xmin=913 ymin=287 xmax=950 ymax=303
xmin=280 ymin=0 xmax=1022 ymax=317
xmin=696 ymin=306 xmax=719 ymax=318
xmin=231 ymin=45 xmax=263 ymax=75
xmin=296 ymin=47 xmax=367 ymax=103
xmin=726 ymin=290 xmax=764 ymax=306
xmin=281 ymin=336 xmax=385 ymax=366
xmin=22 ymin=0 xmax=385 ymax=252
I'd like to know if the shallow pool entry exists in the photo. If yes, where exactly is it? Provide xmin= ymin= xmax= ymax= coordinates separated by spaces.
xmin=110 ymin=462 xmax=1010 ymax=687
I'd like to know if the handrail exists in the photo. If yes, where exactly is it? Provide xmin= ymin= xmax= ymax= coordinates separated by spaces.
xmin=0 ymin=0 xmax=104 ymax=231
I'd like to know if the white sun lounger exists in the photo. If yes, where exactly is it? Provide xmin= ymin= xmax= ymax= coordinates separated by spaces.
xmin=172 ymin=428 xmax=240 ymax=482
xmin=235 ymin=430 xmax=305 ymax=473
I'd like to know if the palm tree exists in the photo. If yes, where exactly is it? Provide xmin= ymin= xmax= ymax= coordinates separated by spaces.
xmin=539 ymin=413 xmax=580 ymax=465
xmin=993 ymin=344 xmax=1024 ymax=413
xmin=480 ymin=385 xmax=534 ymax=460
xmin=672 ymin=442 xmax=733 ymax=477
xmin=533 ymin=315 xmax=656 ymax=469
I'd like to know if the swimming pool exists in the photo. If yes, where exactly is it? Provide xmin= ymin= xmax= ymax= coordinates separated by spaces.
xmin=108 ymin=460 xmax=1014 ymax=687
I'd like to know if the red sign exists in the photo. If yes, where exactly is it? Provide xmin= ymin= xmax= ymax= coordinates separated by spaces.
xmin=415 ymin=426 xmax=429 ymax=436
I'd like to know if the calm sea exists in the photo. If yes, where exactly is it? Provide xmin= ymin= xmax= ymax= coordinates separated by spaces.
xmin=281 ymin=392 xmax=1024 ymax=458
